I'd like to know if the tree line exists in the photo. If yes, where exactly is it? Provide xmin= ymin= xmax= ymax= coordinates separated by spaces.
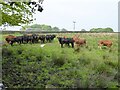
xmin=90 ymin=28 xmax=114 ymax=32
xmin=21 ymin=24 xmax=114 ymax=32
xmin=21 ymin=24 xmax=68 ymax=31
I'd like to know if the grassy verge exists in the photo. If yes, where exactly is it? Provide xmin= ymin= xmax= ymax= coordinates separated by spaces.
xmin=2 ymin=33 xmax=118 ymax=88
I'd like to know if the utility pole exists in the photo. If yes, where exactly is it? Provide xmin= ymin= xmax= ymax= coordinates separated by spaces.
xmin=73 ymin=21 xmax=76 ymax=30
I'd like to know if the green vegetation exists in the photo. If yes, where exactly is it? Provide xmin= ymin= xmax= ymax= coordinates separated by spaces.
xmin=1 ymin=1 xmax=44 ymax=26
xmin=90 ymin=28 xmax=114 ymax=32
xmin=2 ymin=33 xmax=118 ymax=88
xmin=1 ymin=1 xmax=32 ymax=26
xmin=21 ymin=24 xmax=67 ymax=31
xmin=61 ymin=28 xmax=67 ymax=31
xmin=81 ymin=29 xmax=86 ymax=31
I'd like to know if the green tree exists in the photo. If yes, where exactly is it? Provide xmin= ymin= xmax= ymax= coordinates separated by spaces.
xmin=90 ymin=27 xmax=114 ymax=32
xmin=61 ymin=28 xmax=67 ymax=31
xmin=1 ymin=1 xmax=32 ymax=26
xmin=21 ymin=25 xmax=31 ymax=31
xmin=1 ymin=0 xmax=44 ymax=26
xmin=81 ymin=29 xmax=86 ymax=31
xmin=53 ymin=27 xmax=59 ymax=31
xmin=47 ymin=25 xmax=52 ymax=31
xmin=31 ymin=24 xmax=41 ymax=28
xmin=105 ymin=28 xmax=113 ymax=32
xmin=22 ymin=24 xmax=61 ymax=31
xmin=40 ymin=24 xmax=52 ymax=31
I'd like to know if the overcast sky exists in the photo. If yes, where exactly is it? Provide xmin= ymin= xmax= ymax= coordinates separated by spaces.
xmin=3 ymin=0 xmax=119 ymax=32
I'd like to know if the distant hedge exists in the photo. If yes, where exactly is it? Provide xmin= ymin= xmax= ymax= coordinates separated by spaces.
xmin=90 ymin=28 xmax=114 ymax=32
xmin=1 ymin=30 xmax=116 ymax=35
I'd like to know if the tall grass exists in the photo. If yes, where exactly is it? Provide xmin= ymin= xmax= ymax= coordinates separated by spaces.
xmin=2 ymin=33 xmax=118 ymax=88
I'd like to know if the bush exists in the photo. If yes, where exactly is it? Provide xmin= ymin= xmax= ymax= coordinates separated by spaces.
xmin=90 ymin=27 xmax=114 ymax=32
xmin=51 ymin=53 xmax=66 ymax=67
xmin=95 ymin=63 xmax=114 ymax=76
xmin=78 ymin=56 xmax=91 ymax=66
xmin=104 ymin=60 xmax=118 ymax=69
xmin=2 ymin=48 xmax=13 ymax=57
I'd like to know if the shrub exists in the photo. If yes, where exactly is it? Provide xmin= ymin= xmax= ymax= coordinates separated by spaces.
xmin=2 ymin=48 xmax=13 ymax=57
xmin=104 ymin=60 xmax=118 ymax=69
xmin=51 ymin=53 xmax=66 ymax=67
xmin=17 ymin=49 xmax=23 ymax=54
xmin=103 ymin=55 xmax=109 ymax=60
xmin=78 ymin=56 xmax=91 ymax=66
xmin=95 ymin=63 xmax=114 ymax=76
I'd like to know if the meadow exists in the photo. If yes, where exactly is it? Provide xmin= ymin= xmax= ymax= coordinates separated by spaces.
xmin=1 ymin=32 xmax=119 ymax=88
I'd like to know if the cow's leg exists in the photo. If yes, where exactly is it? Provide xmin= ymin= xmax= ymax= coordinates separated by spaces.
xmin=84 ymin=41 xmax=87 ymax=47
xmin=98 ymin=46 xmax=102 ymax=49
xmin=17 ymin=40 xmax=20 ymax=45
xmin=10 ymin=42 xmax=13 ymax=46
xmin=61 ymin=44 xmax=63 ymax=48
xmin=22 ymin=39 xmax=23 ymax=44
xmin=43 ymin=39 xmax=45 ymax=43
xmin=67 ymin=43 xmax=70 ymax=47
xmin=71 ymin=43 xmax=74 ymax=48
xmin=40 ymin=40 xmax=42 ymax=43
xmin=41 ymin=40 xmax=43 ymax=44
xmin=32 ymin=40 xmax=34 ymax=44
xmin=107 ymin=45 xmax=111 ymax=48
xmin=27 ymin=40 xmax=29 ymax=43
xmin=48 ymin=39 xmax=50 ymax=43
xmin=36 ymin=39 xmax=39 ymax=43
xmin=20 ymin=40 xmax=22 ymax=45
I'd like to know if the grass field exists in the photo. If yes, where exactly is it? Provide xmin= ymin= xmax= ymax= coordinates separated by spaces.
xmin=1 ymin=33 xmax=119 ymax=88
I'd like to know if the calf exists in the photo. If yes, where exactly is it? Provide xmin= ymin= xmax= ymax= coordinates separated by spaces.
xmin=98 ymin=40 xmax=112 ymax=48
xmin=73 ymin=36 xmax=86 ymax=46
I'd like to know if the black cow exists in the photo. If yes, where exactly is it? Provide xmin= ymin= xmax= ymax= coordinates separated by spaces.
xmin=8 ymin=36 xmax=24 ymax=46
xmin=22 ymin=34 xmax=29 ymax=43
xmin=23 ymin=34 xmax=34 ymax=44
xmin=8 ymin=38 xmax=15 ymax=46
xmin=51 ymin=34 xmax=56 ymax=41
xmin=15 ymin=36 xmax=24 ymax=44
xmin=39 ymin=35 xmax=46 ymax=43
xmin=46 ymin=34 xmax=56 ymax=42
xmin=32 ymin=34 xmax=39 ymax=43
xmin=57 ymin=37 xmax=74 ymax=48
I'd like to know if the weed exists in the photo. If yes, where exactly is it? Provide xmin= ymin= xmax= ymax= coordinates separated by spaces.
xmin=2 ymin=47 xmax=13 ymax=57
xmin=52 ymin=53 xmax=66 ymax=67
xmin=78 ymin=56 xmax=91 ymax=66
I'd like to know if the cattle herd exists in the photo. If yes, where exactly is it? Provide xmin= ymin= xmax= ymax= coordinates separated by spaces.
xmin=5 ymin=34 xmax=56 ymax=46
xmin=5 ymin=34 xmax=113 ymax=48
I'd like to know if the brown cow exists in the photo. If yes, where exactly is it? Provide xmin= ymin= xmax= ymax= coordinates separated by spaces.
xmin=98 ymin=40 xmax=112 ymax=48
xmin=73 ymin=36 xmax=86 ymax=46
xmin=5 ymin=35 xmax=16 ymax=44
